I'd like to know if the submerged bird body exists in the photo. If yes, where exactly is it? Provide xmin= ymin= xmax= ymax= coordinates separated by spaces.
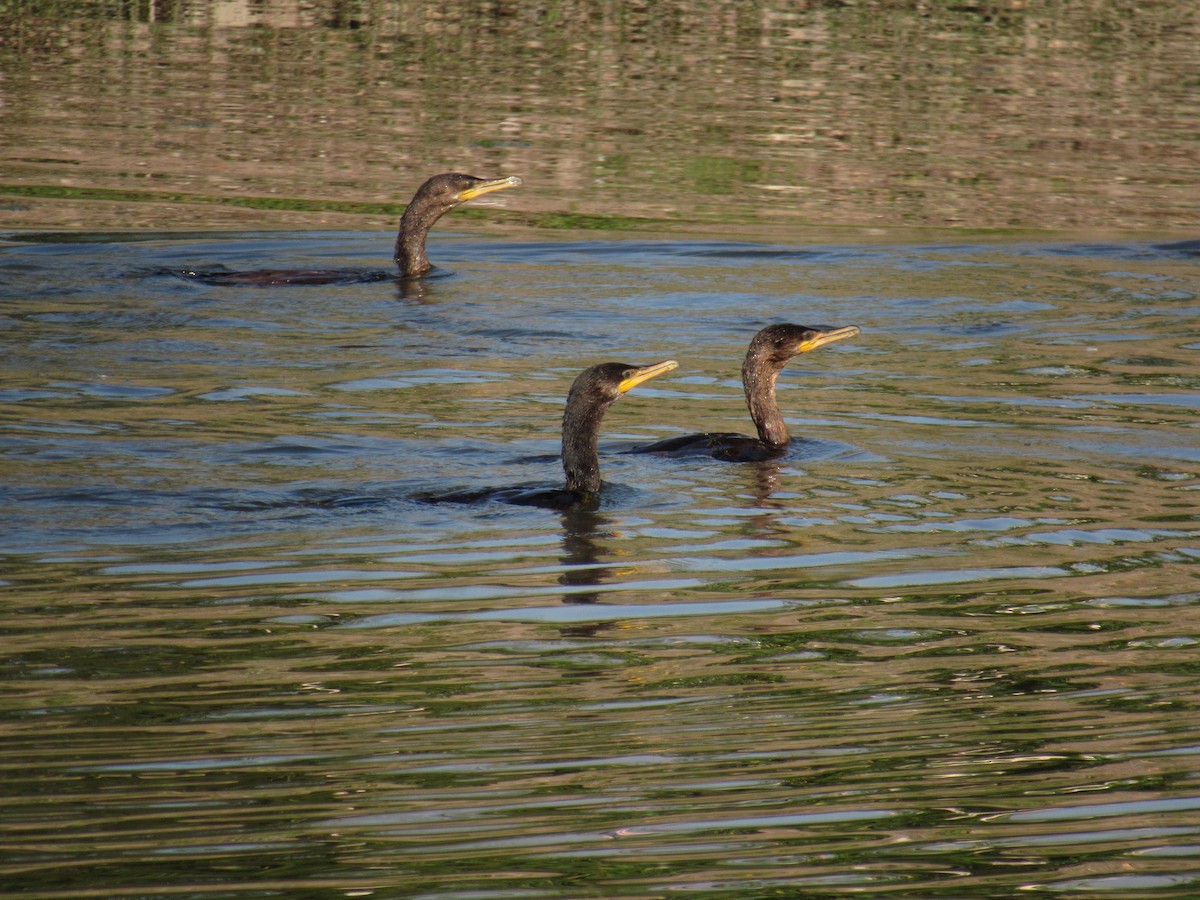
xmin=426 ymin=360 xmax=678 ymax=510
xmin=635 ymin=323 xmax=860 ymax=461
xmin=636 ymin=430 xmax=789 ymax=463
xmin=185 ymin=172 xmax=521 ymax=285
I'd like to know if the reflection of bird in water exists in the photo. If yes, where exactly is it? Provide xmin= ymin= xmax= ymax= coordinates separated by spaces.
xmin=557 ymin=504 xmax=613 ymax=606
xmin=426 ymin=360 xmax=678 ymax=509
xmin=555 ymin=505 xmax=622 ymax=636
xmin=634 ymin=323 xmax=860 ymax=461
xmin=184 ymin=173 xmax=522 ymax=285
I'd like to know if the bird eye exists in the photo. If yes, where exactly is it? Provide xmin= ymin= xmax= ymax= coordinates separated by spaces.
xmin=622 ymin=369 xmax=634 ymax=380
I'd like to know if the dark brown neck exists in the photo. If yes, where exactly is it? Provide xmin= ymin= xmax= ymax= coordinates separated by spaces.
xmin=742 ymin=355 xmax=789 ymax=446
xmin=393 ymin=204 xmax=441 ymax=277
xmin=562 ymin=395 xmax=610 ymax=495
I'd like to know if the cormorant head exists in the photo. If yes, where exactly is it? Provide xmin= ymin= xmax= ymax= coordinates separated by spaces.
xmin=409 ymin=173 xmax=523 ymax=216
xmin=561 ymin=360 xmax=678 ymax=496
xmin=749 ymin=323 xmax=861 ymax=367
xmin=567 ymin=360 xmax=680 ymax=409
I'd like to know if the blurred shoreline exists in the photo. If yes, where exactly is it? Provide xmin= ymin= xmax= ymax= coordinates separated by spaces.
xmin=2 ymin=0 xmax=1197 ymax=237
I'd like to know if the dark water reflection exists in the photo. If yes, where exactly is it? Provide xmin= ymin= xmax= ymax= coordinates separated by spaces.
xmin=2 ymin=231 xmax=1199 ymax=896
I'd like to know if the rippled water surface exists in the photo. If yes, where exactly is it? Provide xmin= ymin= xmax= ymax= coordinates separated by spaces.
xmin=2 ymin=231 xmax=1199 ymax=897
xmin=4 ymin=1 xmax=1198 ymax=234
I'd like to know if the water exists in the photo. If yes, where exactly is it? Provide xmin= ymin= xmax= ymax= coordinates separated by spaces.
xmin=3 ymin=231 xmax=1200 ymax=897
xmin=3 ymin=2 xmax=1199 ymax=234
xmin=4 ymin=0 xmax=1200 ymax=893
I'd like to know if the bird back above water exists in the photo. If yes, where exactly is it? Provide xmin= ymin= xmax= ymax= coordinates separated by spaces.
xmin=179 ymin=172 xmax=522 ymax=286
xmin=634 ymin=323 xmax=861 ymax=461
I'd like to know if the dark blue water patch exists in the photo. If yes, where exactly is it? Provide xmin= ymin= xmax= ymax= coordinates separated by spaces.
xmin=326 ymin=367 xmax=515 ymax=392
xmin=465 ymin=325 xmax=590 ymax=344
xmin=673 ymin=242 xmax=869 ymax=264
xmin=0 ymin=259 xmax=55 ymax=280
xmin=480 ymin=239 xmax=1023 ymax=277
xmin=43 ymin=380 xmax=178 ymax=400
xmin=5 ymin=230 xmax=401 ymax=267
xmin=10 ymin=232 xmax=1197 ymax=278
xmin=192 ymin=385 xmax=310 ymax=401
xmin=989 ymin=299 xmax=1057 ymax=312
xmin=0 ymin=466 xmax=674 ymax=556
xmin=507 ymin=449 xmax=563 ymax=467
xmin=910 ymin=319 xmax=1026 ymax=337
xmin=146 ymin=231 xmax=519 ymax=286
xmin=4 ymin=230 xmax=275 ymax=245
xmin=569 ymin=240 xmax=1028 ymax=273
xmin=9 ymin=482 xmax=391 ymax=515
xmin=618 ymin=290 xmax=812 ymax=315
xmin=1 ymin=241 xmax=180 ymax=299
xmin=0 ymin=388 xmax=79 ymax=403
xmin=0 ymin=479 xmax=432 ymax=553
xmin=6 ymin=486 xmax=178 ymax=507
xmin=338 ymin=596 xmax=787 ymax=628
xmin=3 ymin=430 xmax=435 ymax=479
xmin=927 ymin=393 xmax=1095 ymax=410
xmin=982 ymin=240 xmax=1200 ymax=262
xmin=1087 ymin=392 xmax=1200 ymax=411
xmin=3 ymin=231 xmax=413 ymax=289
xmin=232 ymin=439 xmax=362 ymax=458
xmin=874 ymin=295 xmax=1057 ymax=319
xmin=787 ymin=435 xmax=874 ymax=462
xmin=203 ymin=484 xmax=407 ymax=512
xmin=479 ymin=240 xmax=679 ymax=265
xmin=479 ymin=239 xmax=879 ymax=268
xmin=1153 ymin=239 xmax=1200 ymax=258
xmin=22 ymin=312 xmax=199 ymax=339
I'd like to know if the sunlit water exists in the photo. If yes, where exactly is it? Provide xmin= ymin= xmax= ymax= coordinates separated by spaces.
xmin=2 ymin=231 xmax=1200 ymax=897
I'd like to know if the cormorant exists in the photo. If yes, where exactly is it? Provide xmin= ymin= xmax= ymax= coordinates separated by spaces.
xmin=633 ymin=323 xmax=859 ymax=462
xmin=184 ymin=172 xmax=522 ymax=285
xmin=427 ymin=360 xmax=678 ymax=509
